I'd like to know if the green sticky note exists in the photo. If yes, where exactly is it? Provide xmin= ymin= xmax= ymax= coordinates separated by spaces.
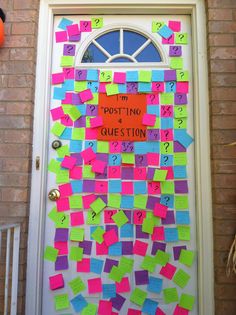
xmin=175 ymin=195 xmax=189 ymax=209
xmin=68 ymin=276 xmax=86 ymax=295
xmin=179 ymin=293 xmax=195 ymax=310
xmin=174 ymin=152 xmax=187 ymax=166
xmin=179 ymin=249 xmax=195 ymax=267
xmin=130 ymin=288 xmax=147 ymax=306
xmin=81 ymin=303 xmax=98 ymax=315
xmin=108 ymin=194 xmax=121 ymax=208
xmin=48 ymin=159 xmax=61 ymax=173
xmin=112 ymin=210 xmax=129 ymax=227
xmin=68 ymin=107 xmax=81 ymax=121
xmin=83 ymin=165 xmax=95 ymax=179
xmin=91 ymin=226 xmax=105 ymax=244
xmin=70 ymin=227 xmax=84 ymax=241
xmin=56 ymin=170 xmax=69 ymax=184
xmin=69 ymin=246 xmax=83 ymax=261
xmin=152 ymin=21 xmax=164 ymax=32
xmin=91 ymin=17 xmax=103 ymax=29
xmin=69 ymin=195 xmax=83 ymax=209
xmin=97 ymin=141 xmax=109 ymax=153
xmin=51 ymin=122 xmax=66 ymax=136
xmin=44 ymin=246 xmax=58 ymax=262
xmin=139 ymin=70 xmax=152 ymax=82
xmin=177 ymin=226 xmax=191 ymax=241
xmin=86 ymin=211 xmax=101 ymax=225
xmin=86 ymin=116 xmax=92 ymax=128
xmin=163 ymin=287 xmax=179 ymax=304
xmin=72 ymin=128 xmax=85 ymax=140
xmin=109 ymin=266 xmax=124 ymax=282
xmin=174 ymin=117 xmax=187 ymax=129
xmin=160 ymin=141 xmax=173 ymax=154
xmin=161 ymin=181 xmax=175 ymax=194
xmin=121 ymin=153 xmax=135 ymax=164
xmin=170 ymin=57 xmax=183 ymax=69
xmin=160 ymin=93 xmax=174 ymax=105
xmin=48 ymin=207 xmax=59 ymax=222
xmin=119 ymin=257 xmax=134 ymax=273
xmin=142 ymin=218 xmax=154 ymax=234
xmin=106 ymin=83 xmax=119 ymax=96
xmin=55 ymin=213 xmax=69 ymax=228
xmin=154 ymin=250 xmax=170 ymax=266
xmin=176 ymin=70 xmax=189 ymax=81
xmin=74 ymin=81 xmax=87 ymax=92
xmin=174 ymin=106 xmax=188 ymax=118
xmin=141 ymin=255 xmax=156 ymax=273
xmin=56 ymin=145 xmax=70 ymax=158
xmin=175 ymin=33 xmax=188 ymax=44
xmin=173 ymin=269 xmax=191 ymax=288
xmin=134 ymin=195 xmax=147 ymax=209
xmin=100 ymin=71 xmax=112 ymax=82
xmin=61 ymin=104 xmax=73 ymax=114
xmin=90 ymin=198 xmax=106 ymax=214
xmin=147 ymin=117 xmax=160 ymax=129
xmin=153 ymin=169 xmax=168 ymax=181
xmin=85 ymin=93 xmax=98 ymax=105
xmin=54 ymin=294 xmax=70 ymax=311
xmin=60 ymin=56 xmax=74 ymax=67
xmin=146 ymin=211 xmax=160 ymax=225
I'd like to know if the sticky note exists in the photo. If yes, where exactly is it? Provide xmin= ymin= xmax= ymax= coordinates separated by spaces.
xmin=70 ymin=227 xmax=84 ymax=241
xmin=102 ymin=284 xmax=116 ymax=299
xmin=91 ymin=17 xmax=103 ymax=28
xmin=51 ymin=122 xmax=66 ymax=136
xmin=121 ymin=153 xmax=135 ymax=164
xmin=134 ymin=195 xmax=147 ymax=209
xmin=170 ymin=57 xmax=183 ymax=69
xmin=91 ymin=226 xmax=105 ymax=244
xmin=154 ymin=203 xmax=168 ymax=218
xmin=141 ymin=255 xmax=156 ymax=273
xmin=81 ymin=147 xmax=96 ymax=164
xmin=169 ymin=20 xmax=181 ymax=32
xmin=44 ymin=246 xmax=58 ymax=262
xmin=90 ymin=258 xmax=104 ymax=274
xmin=177 ymin=226 xmax=191 ymax=241
xmin=108 ymin=194 xmax=121 ymax=208
xmin=49 ymin=274 xmax=64 ymax=290
xmin=91 ymin=160 xmax=106 ymax=174
xmin=79 ymin=89 xmax=93 ymax=103
xmin=158 ymin=25 xmax=173 ymax=39
xmin=68 ymin=106 xmax=81 ymax=121
xmin=175 ymin=33 xmax=188 ymax=44
xmin=58 ymin=17 xmax=73 ymax=30
xmin=55 ymin=31 xmax=67 ymax=42
xmin=77 ymin=258 xmax=90 ymax=272
xmin=177 ymin=70 xmax=189 ymax=81
xmin=152 ymin=21 xmax=164 ymax=32
xmin=173 ymin=269 xmax=190 ymax=288
xmin=81 ymin=303 xmax=97 ymax=315
xmin=90 ymin=198 xmax=106 ymax=214
xmin=106 ymin=83 xmax=119 ymax=96
xmin=109 ymin=266 xmax=124 ymax=282
xmin=160 ymin=93 xmax=174 ymax=104
xmin=139 ymin=70 xmax=152 ymax=82
xmin=160 ymin=262 xmax=177 ymax=279
xmin=54 ymin=294 xmax=70 ymax=311
xmin=71 ymin=294 xmax=88 ymax=312
xmin=98 ymin=300 xmax=112 ymax=315
xmin=61 ymin=56 xmax=74 ymax=67
xmin=142 ymin=113 xmax=156 ymax=126
xmin=142 ymin=299 xmax=159 ymax=315
xmin=163 ymin=287 xmax=179 ymax=304
xmin=153 ymin=169 xmax=167 ymax=181
xmin=130 ymin=288 xmax=147 ymax=306
xmin=103 ymin=229 xmax=118 ymax=246
xmin=112 ymin=210 xmax=129 ymax=227
xmin=69 ymin=246 xmax=83 ymax=261
xmin=179 ymin=294 xmax=195 ymax=311
xmin=174 ymin=153 xmax=187 ymax=166
xmin=68 ymin=276 xmax=86 ymax=295
xmin=90 ymin=116 xmax=103 ymax=128
xmin=142 ymin=218 xmax=154 ymax=234
xmin=116 ymin=277 xmax=131 ymax=293
xmin=80 ymin=20 xmax=92 ymax=32
xmin=154 ymin=250 xmax=170 ymax=266
xmin=179 ymin=249 xmax=195 ymax=267
xmin=175 ymin=195 xmax=189 ymax=209
xmin=147 ymin=276 xmax=163 ymax=294
xmin=133 ymin=240 xmax=148 ymax=256
xmin=119 ymin=257 xmax=134 ymax=273
xmin=88 ymin=277 xmax=102 ymax=294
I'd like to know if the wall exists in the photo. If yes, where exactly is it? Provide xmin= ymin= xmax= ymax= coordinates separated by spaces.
xmin=0 ymin=0 xmax=235 ymax=314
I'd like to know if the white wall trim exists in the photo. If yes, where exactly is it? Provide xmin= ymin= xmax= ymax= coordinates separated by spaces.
xmin=26 ymin=1 xmax=214 ymax=315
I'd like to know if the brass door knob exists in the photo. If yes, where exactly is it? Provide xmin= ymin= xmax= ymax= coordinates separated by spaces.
xmin=48 ymin=189 xmax=60 ymax=201
xmin=52 ymin=140 xmax=62 ymax=150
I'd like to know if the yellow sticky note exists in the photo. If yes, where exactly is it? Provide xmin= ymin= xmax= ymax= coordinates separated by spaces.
xmin=92 ymin=17 xmax=103 ymax=29
xmin=170 ymin=57 xmax=183 ymax=70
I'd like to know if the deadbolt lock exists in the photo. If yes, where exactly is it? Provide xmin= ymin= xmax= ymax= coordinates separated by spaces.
xmin=52 ymin=140 xmax=62 ymax=150
xmin=48 ymin=189 xmax=60 ymax=201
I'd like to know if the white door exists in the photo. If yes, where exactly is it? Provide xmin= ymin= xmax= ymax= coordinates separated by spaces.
xmin=42 ymin=14 xmax=197 ymax=315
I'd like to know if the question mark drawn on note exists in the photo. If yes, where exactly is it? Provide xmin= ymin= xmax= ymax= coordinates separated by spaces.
xmin=89 ymin=142 xmax=94 ymax=147
xmin=163 ymin=156 xmax=169 ymax=165
xmin=178 ymin=119 xmax=183 ymax=128
xmin=78 ymin=70 xmax=82 ymax=78
xmin=150 ymin=94 xmax=156 ymax=103
xmin=84 ymin=21 xmax=89 ymax=29
xmin=67 ymin=45 xmax=74 ymax=54
xmin=156 ymin=22 xmax=162 ymax=30
xmin=164 ymin=196 xmax=170 ymax=206
xmin=138 ymin=155 xmax=144 ymax=165
xmin=91 ymin=211 xmax=96 ymax=220
xmin=112 ymin=155 xmax=118 ymax=165
xmin=169 ymin=81 xmax=175 ymax=91
xmin=137 ymin=211 xmax=142 ymax=221
xmin=111 ymin=167 xmax=117 ymax=175
xmin=112 ymin=142 xmax=118 ymax=151
xmin=90 ymin=105 xmax=95 ymax=113
xmin=108 ymin=210 xmax=113 ymax=220
xmin=179 ymin=34 xmax=184 ymax=41
xmin=164 ymin=142 xmax=170 ymax=153
xmin=61 ymin=215 xmax=66 ymax=223
xmin=173 ymin=46 xmax=179 ymax=54
xmin=164 ymin=130 xmax=169 ymax=140
xmin=156 ymin=83 xmax=161 ymax=90
xmin=178 ymin=107 xmax=183 ymax=113
xmin=95 ymin=18 xmax=100 ymax=26
xmin=180 ymin=72 xmax=184 ymax=79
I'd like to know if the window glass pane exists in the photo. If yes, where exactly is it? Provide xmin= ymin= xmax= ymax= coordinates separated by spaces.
xmin=123 ymin=30 xmax=147 ymax=55
xmin=136 ymin=42 xmax=162 ymax=62
xmin=81 ymin=43 xmax=107 ymax=63
xmin=110 ymin=57 xmax=133 ymax=63
xmin=96 ymin=31 xmax=120 ymax=55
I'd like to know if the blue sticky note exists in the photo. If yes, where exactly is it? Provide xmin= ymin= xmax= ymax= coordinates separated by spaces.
xmin=152 ymin=70 xmax=164 ymax=82
xmin=88 ymin=81 xmax=99 ymax=93
xmin=138 ymin=82 xmax=152 ymax=93
xmin=71 ymin=180 xmax=83 ymax=193
xmin=109 ymin=154 xmax=121 ymax=166
xmin=102 ymin=284 xmax=116 ymax=299
xmin=87 ymin=69 xmax=99 ymax=81
xmin=60 ymin=127 xmax=72 ymax=140
xmin=174 ymin=130 xmax=194 ymax=148
xmin=108 ymin=242 xmax=122 ymax=256
xmin=90 ymin=258 xmax=104 ymax=274
xmin=165 ymin=81 xmax=176 ymax=93
xmin=58 ymin=17 xmax=73 ymax=30
xmin=53 ymin=87 xmax=66 ymax=100
xmin=126 ymin=71 xmax=139 ymax=82
xmin=77 ymin=105 xmax=86 ymax=115
xmin=164 ymin=227 xmax=179 ymax=242
xmin=85 ymin=141 xmax=97 ymax=152
xmin=147 ymin=276 xmax=163 ymax=294
xmin=109 ymin=180 xmax=122 ymax=193
xmin=118 ymin=84 xmax=127 ymax=94
xmin=62 ymin=80 xmax=74 ymax=91
xmin=161 ymin=194 xmax=174 ymax=208
xmin=134 ymin=142 xmax=148 ymax=154
xmin=120 ymin=224 xmax=134 ymax=238
xmin=174 ymin=166 xmax=187 ymax=179
xmin=121 ymin=196 xmax=134 ymax=209
xmin=70 ymin=140 xmax=82 ymax=152
xmin=158 ymin=25 xmax=173 ymax=39
xmin=176 ymin=211 xmax=190 ymax=225
xmin=146 ymin=142 xmax=160 ymax=153
xmin=142 ymin=298 xmax=159 ymax=315
xmin=134 ymin=181 xmax=147 ymax=194
xmin=160 ymin=154 xmax=173 ymax=166
xmin=161 ymin=118 xmax=173 ymax=129
xmin=71 ymin=294 xmax=87 ymax=312
xmin=147 ymin=105 xmax=160 ymax=116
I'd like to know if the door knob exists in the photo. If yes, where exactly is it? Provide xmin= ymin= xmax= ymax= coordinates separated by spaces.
xmin=48 ymin=189 xmax=60 ymax=201
xmin=52 ymin=140 xmax=62 ymax=150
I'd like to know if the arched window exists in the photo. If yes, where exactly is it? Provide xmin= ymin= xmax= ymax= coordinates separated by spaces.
xmin=81 ymin=28 xmax=162 ymax=63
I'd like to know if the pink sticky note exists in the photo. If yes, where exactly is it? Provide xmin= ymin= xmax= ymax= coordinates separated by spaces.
xmin=81 ymin=147 xmax=96 ymax=164
xmin=109 ymin=141 xmax=121 ymax=153
xmin=95 ymin=181 xmax=108 ymax=193
xmin=61 ymin=155 xmax=77 ymax=169
xmin=161 ymin=166 xmax=174 ymax=180
xmin=128 ymin=309 xmax=142 ymax=315
xmin=49 ymin=274 xmax=64 ymax=290
xmin=147 ymin=153 xmax=160 ymax=166
xmin=148 ymin=182 xmax=161 ymax=195
xmin=79 ymin=89 xmax=93 ymax=103
xmin=98 ymin=300 xmax=112 ymax=315
xmin=160 ymin=129 xmax=173 ymax=141
xmin=176 ymin=82 xmax=189 ymax=93
xmin=161 ymin=105 xmax=173 ymax=117
xmin=142 ymin=113 xmax=156 ymax=126
xmin=134 ymin=167 xmax=146 ymax=180
xmin=154 ymin=203 xmax=168 ymax=218
xmin=52 ymin=72 xmax=65 ymax=85
xmin=116 ymin=277 xmax=130 ymax=293
xmin=77 ymin=258 xmax=90 ymax=272
xmin=50 ymin=107 xmax=65 ymax=121
xmin=92 ymin=160 xmax=107 ymax=174
xmin=56 ymin=198 xmax=70 ymax=212
xmin=108 ymin=166 xmax=121 ymax=179
xmin=70 ymin=212 xmax=84 ymax=226
xmin=88 ymin=278 xmax=102 ymax=294
xmin=104 ymin=210 xmax=117 ymax=223
xmin=162 ymin=34 xmax=174 ymax=44
xmin=152 ymin=226 xmax=165 ymax=241
xmin=133 ymin=210 xmax=146 ymax=225
xmin=80 ymin=20 xmax=92 ymax=32
xmin=122 ymin=182 xmax=134 ymax=195
xmin=55 ymin=31 xmax=67 ymax=43
xmin=62 ymin=92 xmax=73 ymax=104
xmin=90 ymin=116 xmax=103 ymax=128
xmin=63 ymin=67 xmax=75 ymax=80
xmin=98 ymin=82 xmax=108 ymax=93
xmin=69 ymin=166 xmax=82 ymax=179
xmin=160 ymin=262 xmax=177 ymax=279
xmin=58 ymin=183 xmax=73 ymax=198
xmin=103 ymin=229 xmax=118 ymax=247
xmin=67 ymin=24 xmax=80 ymax=36
xmin=156 ymin=308 xmax=166 ymax=315
xmin=114 ymin=72 xmax=126 ymax=84
xmin=85 ymin=128 xmax=98 ymax=140
xmin=61 ymin=114 xmax=73 ymax=126
xmin=146 ymin=94 xmax=159 ymax=105
xmin=54 ymin=241 xmax=68 ymax=255
xmin=152 ymin=82 xmax=165 ymax=92
xmin=168 ymin=20 xmax=181 ymax=32
xmin=82 ymin=194 xmax=96 ymax=209
xmin=96 ymin=241 xmax=109 ymax=255
xmin=133 ymin=240 xmax=148 ymax=256
xmin=173 ymin=305 xmax=189 ymax=315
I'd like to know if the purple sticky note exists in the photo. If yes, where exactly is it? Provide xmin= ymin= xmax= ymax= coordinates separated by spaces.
xmin=95 ymin=170 xmax=108 ymax=179
xmin=123 ymin=210 xmax=132 ymax=223
xmin=135 ymin=155 xmax=148 ymax=167
xmin=174 ymin=141 xmax=186 ymax=152
xmin=72 ymin=93 xmax=82 ymax=105
xmin=151 ymin=242 xmax=167 ymax=255
xmin=105 ymin=225 xmax=118 ymax=235
xmin=121 ymin=167 xmax=134 ymax=179
xmin=79 ymin=240 xmax=92 ymax=255
xmin=74 ymin=116 xmax=86 ymax=127
xmin=122 ymin=241 xmax=133 ymax=255
xmin=147 ymin=129 xmax=160 ymax=141
xmin=127 ymin=82 xmax=138 ymax=94
xmin=63 ymin=44 xmax=76 ymax=56
xmin=98 ymin=194 xmax=108 ymax=204
xmin=161 ymin=211 xmax=175 ymax=225
xmin=68 ymin=33 xmax=81 ymax=42
xmin=164 ymin=70 xmax=176 ymax=81
xmin=54 ymin=228 xmax=69 ymax=242
xmin=136 ymin=225 xmax=149 ymax=239
xmin=96 ymin=153 xmax=109 ymax=163
xmin=75 ymin=69 xmax=87 ymax=81
xmin=71 ymin=153 xmax=83 ymax=165
xmin=174 ymin=93 xmax=187 ymax=105
xmin=173 ymin=245 xmax=187 ymax=260
xmin=169 ymin=46 xmax=182 ymax=57
xmin=86 ymin=104 xmax=98 ymax=116
xmin=174 ymin=180 xmax=188 ymax=193
xmin=83 ymin=180 xmax=95 ymax=192
xmin=55 ymin=255 xmax=69 ymax=270
xmin=121 ymin=142 xmax=134 ymax=153
xmin=135 ymin=270 xmax=149 ymax=285
xmin=147 ymin=168 xmax=155 ymax=180
xmin=147 ymin=196 xmax=160 ymax=210
xmin=104 ymin=258 xmax=119 ymax=273
xmin=110 ymin=294 xmax=126 ymax=311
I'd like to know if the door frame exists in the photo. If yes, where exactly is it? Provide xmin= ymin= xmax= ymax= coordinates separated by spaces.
xmin=26 ymin=1 xmax=214 ymax=314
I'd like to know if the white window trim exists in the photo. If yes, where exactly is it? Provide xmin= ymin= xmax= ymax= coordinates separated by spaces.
xmin=26 ymin=1 xmax=214 ymax=315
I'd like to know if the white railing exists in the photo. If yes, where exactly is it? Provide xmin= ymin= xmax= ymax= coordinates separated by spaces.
xmin=0 ymin=224 xmax=20 ymax=315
